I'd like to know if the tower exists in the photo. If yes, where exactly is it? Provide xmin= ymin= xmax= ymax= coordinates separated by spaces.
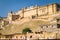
xmin=8 ymin=11 xmax=13 ymax=23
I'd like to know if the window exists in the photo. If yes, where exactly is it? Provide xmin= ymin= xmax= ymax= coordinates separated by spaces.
xmin=52 ymin=25 xmax=53 ymax=28
xmin=32 ymin=15 xmax=35 ymax=19
xmin=57 ymin=24 xmax=60 ymax=28
xmin=20 ymin=17 xmax=24 ymax=19
xmin=30 ymin=36 xmax=32 ymax=38
xmin=0 ymin=28 xmax=2 ymax=30
xmin=57 ymin=8 xmax=60 ymax=11
xmin=57 ymin=19 xmax=60 ymax=22
xmin=35 ymin=32 xmax=43 ymax=34
xmin=6 ymin=36 xmax=9 ymax=38
xmin=35 ymin=32 xmax=37 ymax=34
xmin=46 ymin=26 xmax=48 ymax=28
xmin=57 ymin=4 xmax=60 ymax=11
xmin=40 ymin=31 xmax=43 ymax=34
xmin=0 ymin=36 xmax=1 ymax=38
xmin=41 ymin=26 xmax=43 ymax=28
xmin=0 ymin=33 xmax=2 ymax=38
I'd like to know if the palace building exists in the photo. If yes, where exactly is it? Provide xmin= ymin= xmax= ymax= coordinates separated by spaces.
xmin=0 ymin=3 xmax=60 ymax=39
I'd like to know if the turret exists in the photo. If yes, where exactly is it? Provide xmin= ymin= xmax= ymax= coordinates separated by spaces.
xmin=8 ymin=11 xmax=13 ymax=23
xmin=20 ymin=7 xmax=26 ymax=18
xmin=35 ymin=4 xmax=38 ymax=16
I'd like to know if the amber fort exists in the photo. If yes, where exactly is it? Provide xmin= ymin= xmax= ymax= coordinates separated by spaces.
xmin=0 ymin=3 xmax=60 ymax=40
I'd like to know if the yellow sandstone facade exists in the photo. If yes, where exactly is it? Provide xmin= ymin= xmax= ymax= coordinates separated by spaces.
xmin=8 ymin=3 xmax=57 ymax=22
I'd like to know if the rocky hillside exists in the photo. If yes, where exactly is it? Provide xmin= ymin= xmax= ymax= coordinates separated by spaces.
xmin=0 ymin=18 xmax=58 ymax=35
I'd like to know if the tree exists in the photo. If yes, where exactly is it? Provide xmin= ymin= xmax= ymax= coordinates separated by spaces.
xmin=22 ymin=28 xmax=32 ymax=34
